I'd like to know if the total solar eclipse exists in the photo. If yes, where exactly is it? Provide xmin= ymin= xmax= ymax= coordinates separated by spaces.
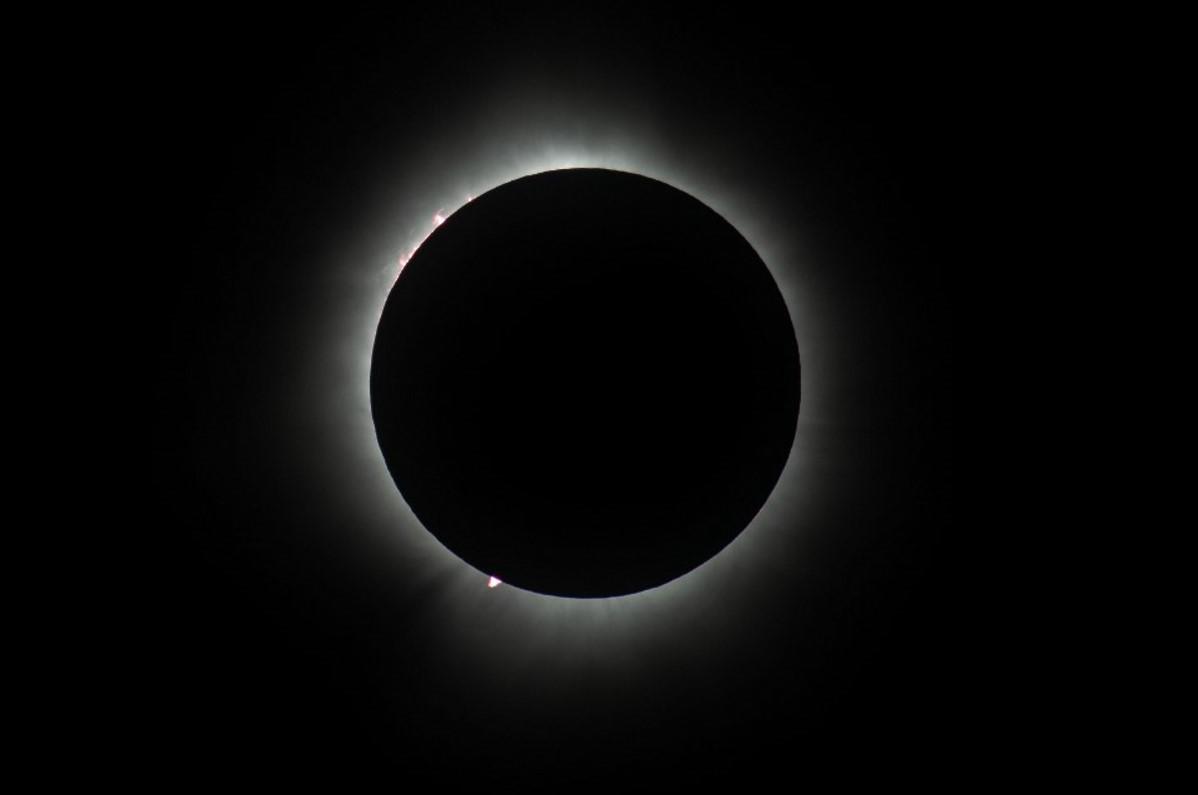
xmin=370 ymin=169 xmax=800 ymax=597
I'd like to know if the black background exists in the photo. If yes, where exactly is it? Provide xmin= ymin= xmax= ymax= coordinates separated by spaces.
xmin=131 ymin=7 xmax=959 ymax=785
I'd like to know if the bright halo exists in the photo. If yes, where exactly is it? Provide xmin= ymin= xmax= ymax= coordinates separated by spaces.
xmin=295 ymin=94 xmax=837 ymax=670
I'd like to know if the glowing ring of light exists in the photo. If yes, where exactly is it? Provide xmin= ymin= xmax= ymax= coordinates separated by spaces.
xmin=297 ymin=106 xmax=834 ymax=665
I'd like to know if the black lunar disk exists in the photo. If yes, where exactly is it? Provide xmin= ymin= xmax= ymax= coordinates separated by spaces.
xmin=371 ymin=169 xmax=799 ymax=597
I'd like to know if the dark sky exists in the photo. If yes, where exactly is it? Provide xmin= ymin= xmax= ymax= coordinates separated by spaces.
xmin=134 ymin=8 xmax=958 ymax=784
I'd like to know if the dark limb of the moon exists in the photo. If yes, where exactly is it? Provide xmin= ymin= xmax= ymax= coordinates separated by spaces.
xmin=371 ymin=169 xmax=800 ymax=597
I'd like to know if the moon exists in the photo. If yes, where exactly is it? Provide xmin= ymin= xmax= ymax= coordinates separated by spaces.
xmin=370 ymin=169 xmax=800 ymax=597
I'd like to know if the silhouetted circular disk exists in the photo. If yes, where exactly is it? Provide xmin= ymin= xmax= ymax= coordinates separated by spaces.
xmin=371 ymin=169 xmax=799 ymax=597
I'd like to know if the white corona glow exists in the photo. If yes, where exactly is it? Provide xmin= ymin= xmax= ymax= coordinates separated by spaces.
xmin=395 ymin=210 xmax=454 ymax=278
xmin=298 ymin=87 xmax=838 ymax=676
xmin=488 ymin=576 xmax=502 ymax=588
